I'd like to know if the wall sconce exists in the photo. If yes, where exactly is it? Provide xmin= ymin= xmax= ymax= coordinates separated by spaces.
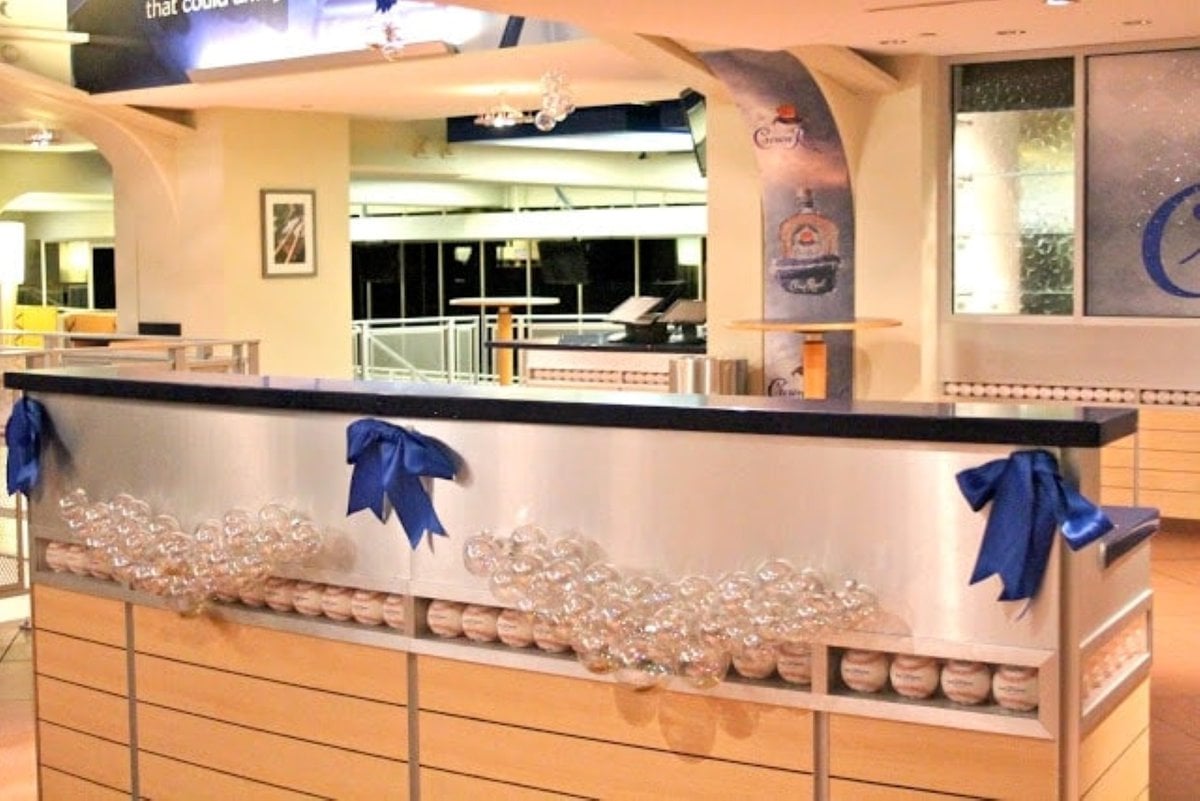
xmin=0 ymin=221 xmax=26 ymax=285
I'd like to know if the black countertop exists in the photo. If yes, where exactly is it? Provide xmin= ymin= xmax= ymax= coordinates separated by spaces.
xmin=5 ymin=367 xmax=1137 ymax=447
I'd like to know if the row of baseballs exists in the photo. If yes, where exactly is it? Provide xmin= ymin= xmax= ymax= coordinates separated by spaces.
xmin=840 ymin=650 xmax=1039 ymax=712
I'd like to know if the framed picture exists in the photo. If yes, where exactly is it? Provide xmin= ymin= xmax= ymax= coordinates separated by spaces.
xmin=261 ymin=189 xmax=316 ymax=277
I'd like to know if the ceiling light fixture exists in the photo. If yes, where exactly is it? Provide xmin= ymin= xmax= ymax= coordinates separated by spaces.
xmin=996 ymin=28 xmax=1027 ymax=35
xmin=474 ymin=99 xmax=532 ymax=129
xmin=24 ymin=126 xmax=58 ymax=148
xmin=1122 ymin=18 xmax=1152 ymax=25
xmin=1044 ymin=0 xmax=1078 ymax=6
xmin=532 ymin=70 xmax=576 ymax=132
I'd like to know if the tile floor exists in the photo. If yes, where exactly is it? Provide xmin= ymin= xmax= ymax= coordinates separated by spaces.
xmin=0 ymin=532 xmax=1197 ymax=800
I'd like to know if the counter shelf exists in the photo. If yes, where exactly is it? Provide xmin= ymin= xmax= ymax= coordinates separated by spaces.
xmin=11 ymin=367 xmax=1149 ymax=800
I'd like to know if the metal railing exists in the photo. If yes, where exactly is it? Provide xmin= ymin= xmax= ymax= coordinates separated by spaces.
xmin=353 ymin=314 xmax=621 ymax=383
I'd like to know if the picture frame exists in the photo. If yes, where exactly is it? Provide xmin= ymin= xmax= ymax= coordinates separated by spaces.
xmin=261 ymin=189 xmax=316 ymax=277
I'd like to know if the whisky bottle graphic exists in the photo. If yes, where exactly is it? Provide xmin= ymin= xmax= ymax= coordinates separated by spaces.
xmin=772 ymin=189 xmax=841 ymax=295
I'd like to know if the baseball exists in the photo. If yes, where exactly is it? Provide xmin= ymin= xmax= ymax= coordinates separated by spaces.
xmin=44 ymin=541 xmax=69 ymax=572
xmin=992 ymin=665 xmax=1039 ymax=712
xmin=732 ymin=646 xmax=777 ymax=680
xmin=321 ymin=585 xmax=354 ymax=622
xmin=427 ymin=599 xmax=466 ymax=638
xmin=382 ymin=594 xmax=407 ymax=629
xmin=776 ymin=644 xmax=813 ymax=685
xmin=889 ymin=654 xmax=940 ymax=699
xmin=532 ymin=616 xmax=570 ymax=653
xmin=292 ymin=581 xmax=326 ymax=616
xmin=496 ymin=608 xmax=534 ymax=648
xmin=840 ymin=649 xmax=889 ymax=693
xmin=461 ymin=605 xmax=500 ymax=642
xmin=941 ymin=660 xmax=992 ymax=705
xmin=263 ymin=577 xmax=296 ymax=613
xmin=238 ymin=583 xmax=267 ymax=607
xmin=86 ymin=550 xmax=113 ymax=580
xmin=65 ymin=544 xmax=90 ymax=576
xmin=350 ymin=590 xmax=386 ymax=626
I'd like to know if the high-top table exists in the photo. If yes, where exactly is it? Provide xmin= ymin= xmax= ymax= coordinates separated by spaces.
xmin=728 ymin=317 xmax=901 ymax=399
xmin=449 ymin=296 xmax=559 ymax=385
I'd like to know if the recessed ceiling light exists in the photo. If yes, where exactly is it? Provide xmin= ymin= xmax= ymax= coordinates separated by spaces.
xmin=878 ymin=38 xmax=908 ymax=45
xmin=996 ymin=29 xmax=1027 ymax=35
xmin=918 ymin=32 xmax=937 ymax=37
xmin=1122 ymin=18 xmax=1152 ymax=25
xmin=1045 ymin=0 xmax=1078 ymax=6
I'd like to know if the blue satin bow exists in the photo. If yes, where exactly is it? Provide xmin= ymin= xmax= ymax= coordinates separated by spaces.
xmin=957 ymin=449 xmax=1112 ymax=602
xmin=6 ymin=397 xmax=47 ymax=498
xmin=376 ymin=0 xmax=397 ymax=11
xmin=346 ymin=418 xmax=456 ymax=549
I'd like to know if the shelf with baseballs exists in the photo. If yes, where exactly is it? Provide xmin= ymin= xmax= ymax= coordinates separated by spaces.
xmin=13 ymin=366 xmax=1154 ymax=801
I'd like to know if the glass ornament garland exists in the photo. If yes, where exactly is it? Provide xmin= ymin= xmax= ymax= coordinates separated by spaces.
xmin=463 ymin=525 xmax=880 ymax=690
xmin=56 ymin=488 xmax=324 ymax=615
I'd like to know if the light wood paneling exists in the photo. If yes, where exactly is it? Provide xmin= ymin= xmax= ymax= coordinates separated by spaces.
xmin=830 ymin=778 xmax=983 ymax=800
xmin=829 ymin=715 xmax=1055 ymax=800
xmin=418 ymin=656 xmax=811 ymax=771
xmin=1138 ymin=489 xmax=1200 ymax=520
xmin=139 ymin=752 xmax=328 ymax=801
xmin=1137 ymin=429 xmax=1200 ymax=453
xmin=136 ymin=653 xmax=406 ymax=759
xmin=1081 ymin=730 xmax=1149 ymax=801
xmin=38 ymin=721 xmax=131 ymax=793
xmin=420 ymin=710 xmax=813 ymax=801
xmin=1139 ymin=407 xmax=1200 ymax=431
xmin=35 ymin=630 xmax=127 ymax=695
xmin=1136 ymin=449 xmax=1200 ymax=474
xmin=133 ymin=605 xmax=407 ymax=703
xmin=137 ymin=703 xmax=407 ymax=799
xmin=420 ymin=768 xmax=593 ymax=801
xmin=33 ymin=585 xmax=126 ymax=646
xmin=1101 ymin=487 xmax=1135 ymax=506
xmin=1081 ymin=681 xmax=1150 ymax=796
xmin=35 ymin=675 xmax=129 ymax=744
xmin=39 ymin=767 xmax=130 ymax=801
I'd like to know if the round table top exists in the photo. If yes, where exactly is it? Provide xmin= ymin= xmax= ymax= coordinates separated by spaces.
xmin=728 ymin=317 xmax=901 ymax=334
xmin=449 ymin=296 xmax=561 ymax=308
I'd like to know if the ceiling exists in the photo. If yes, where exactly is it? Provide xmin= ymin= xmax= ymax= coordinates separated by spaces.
xmin=77 ymin=0 xmax=1200 ymax=124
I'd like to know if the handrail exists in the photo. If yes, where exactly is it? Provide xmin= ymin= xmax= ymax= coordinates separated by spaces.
xmin=0 ymin=332 xmax=261 ymax=375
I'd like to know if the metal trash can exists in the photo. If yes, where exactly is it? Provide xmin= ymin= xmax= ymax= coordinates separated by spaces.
xmin=669 ymin=357 xmax=748 ymax=395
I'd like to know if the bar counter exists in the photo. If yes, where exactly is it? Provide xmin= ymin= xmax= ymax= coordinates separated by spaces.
xmin=8 ymin=367 xmax=1151 ymax=800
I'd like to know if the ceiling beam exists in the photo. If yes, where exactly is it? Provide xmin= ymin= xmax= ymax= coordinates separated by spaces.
xmin=788 ymin=45 xmax=900 ymax=95
xmin=593 ymin=32 xmax=730 ymax=100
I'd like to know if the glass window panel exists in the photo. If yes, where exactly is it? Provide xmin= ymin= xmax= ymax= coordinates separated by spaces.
xmin=952 ymin=59 xmax=1076 ymax=316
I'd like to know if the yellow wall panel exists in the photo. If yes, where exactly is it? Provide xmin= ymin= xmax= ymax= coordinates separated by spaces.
xmin=139 ymin=752 xmax=328 ymax=801
xmin=136 ymin=653 xmax=407 ymax=759
xmin=829 ymin=715 xmax=1055 ymax=800
xmin=418 ymin=655 xmax=811 ymax=772
xmin=36 ymin=675 xmax=129 ymax=744
xmin=138 ymin=703 xmax=407 ymax=799
xmin=39 ymin=767 xmax=130 ymax=801
xmin=33 ymin=585 xmax=125 ymax=646
xmin=419 ymin=710 xmax=812 ymax=801
xmin=420 ymin=767 xmax=590 ymax=801
xmin=38 ymin=721 xmax=131 ymax=793
xmin=35 ymin=630 xmax=127 ymax=695
xmin=133 ymin=605 xmax=407 ymax=703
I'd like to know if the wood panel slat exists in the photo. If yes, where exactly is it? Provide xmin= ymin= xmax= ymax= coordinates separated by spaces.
xmin=133 ymin=605 xmax=406 ymax=703
xmin=1100 ymin=487 xmax=1135 ymax=506
xmin=418 ymin=655 xmax=811 ymax=771
xmin=136 ymin=653 xmax=406 ymax=759
xmin=1081 ymin=681 xmax=1150 ymax=795
xmin=33 ymin=585 xmax=125 ymax=646
xmin=1137 ymin=408 xmax=1200 ymax=431
xmin=139 ymin=752 xmax=328 ymax=801
xmin=828 ymin=715 xmax=1055 ymax=800
xmin=1137 ymin=430 xmax=1200 ymax=452
xmin=39 ymin=767 xmax=130 ymax=801
xmin=420 ymin=768 xmax=593 ymax=801
xmin=1137 ymin=449 xmax=1200 ymax=473
xmin=35 ymin=630 xmax=127 ymax=696
xmin=137 ymin=703 xmax=407 ymax=799
xmin=38 ymin=721 xmax=131 ymax=792
xmin=1081 ymin=730 xmax=1149 ymax=801
xmin=36 ymin=675 xmax=129 ymax=744
xmin=1137 ymin=469 xmax=1200 ymax=492
xmin=829 ymin=778 xmax=983 ymax=800
xmin=1137 ymin=489 xmax=1200 ymax=519
xmin=419 ymin=710 xmax=813 ymax=801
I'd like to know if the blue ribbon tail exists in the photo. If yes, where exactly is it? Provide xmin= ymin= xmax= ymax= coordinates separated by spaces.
xmin=346 ymin=418 xmax=456 ymax=549
xmin=376 ymin=0 xmax=397 ymax=12
xmin=6 ymin=397 xmax=47 ymax=498
xmin=957 ymin=449 xmax=1111 ymax=603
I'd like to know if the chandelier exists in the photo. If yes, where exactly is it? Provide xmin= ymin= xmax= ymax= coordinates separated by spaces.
xmin=474 ymin=70 xmax=576 ymax=131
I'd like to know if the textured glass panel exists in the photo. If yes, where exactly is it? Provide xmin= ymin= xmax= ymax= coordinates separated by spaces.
xmin=952 ymin=60 xmax=1075 ymax=316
